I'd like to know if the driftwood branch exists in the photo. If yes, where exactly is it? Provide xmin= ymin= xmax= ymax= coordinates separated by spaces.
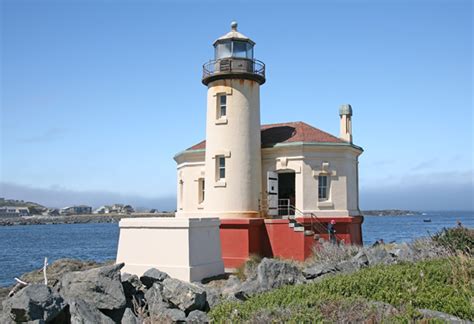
xmin=43 ymin=257 xmax=48 ymax=285
xmin=14 ymin=277 xmax=27 ymax=285
xmin=8 ymin=278 xmax=28 ymax=297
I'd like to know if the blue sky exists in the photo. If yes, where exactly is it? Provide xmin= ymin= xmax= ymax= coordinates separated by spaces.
xmin=1 ymin=0 xmax=472 ymax=210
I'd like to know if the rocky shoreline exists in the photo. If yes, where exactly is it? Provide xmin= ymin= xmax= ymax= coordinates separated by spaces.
xmin=1 ymin=237 xmax=469 ymax=323
xmin=0 ymin=213 xmax=174 ymax=227
xmin=0 ymin=210 xmax=424 ymax=227
xmin=362 ymin=209 xmax=422 ymax=216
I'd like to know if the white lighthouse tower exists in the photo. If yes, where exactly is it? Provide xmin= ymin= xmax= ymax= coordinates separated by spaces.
xmin=201 ymin=22 xmax=265 ymax=219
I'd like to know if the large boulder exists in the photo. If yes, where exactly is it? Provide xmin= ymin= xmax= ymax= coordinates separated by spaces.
xmin=234 ymin=280 xmax=260 ymax=301
xmin=140 ymin=268 xmax=170 ymax=289
xmin=335 ymin=260 xmax=358 ymax=274
xmin=186 ymin=309 xmax=209 ymax=323
xmin=162 ymin=278 xmax=207 ymax=313
xmin=256 ymin=258 xmax=305 ymax=290
xmin=59 ymin=263 xmax=126 ymax=310
xmin=144 ymin=283 xmax=169 ymax=317
xmin=418 ymin=308 xmax=468 ymax=322
xmin=234 ymin=259 xmax=305 ymax=300
xmin=122 ymin=274 xmax=144 ymax=298
xmin=302 ymin=263 xmax=337 ymax=280
xmin=389 ymin=243 xmax=415 ymax=262
xmin=365 ymin=247 xmax=393 ymax=266
xmin=220 ymin=275 xmax=241 ymax=295
xmin=20 ymin=259 xmax=106 ymax=287
xmin=121 ymin=274 xmax=145 ymax=309
xmin=2 ymin=284 xmax=66 ymax=323
xmin=159 ymin=308 xmax=186 ymax=322
xmin=121 ymin=307 xmax=140 ymax=324
xmin=196 ymin=285 xmax=221 ymax=309
xmin=68 ymin=298 xmax=115 ymax=324
xmin=351 ymin=250 xmax=369 ymax=268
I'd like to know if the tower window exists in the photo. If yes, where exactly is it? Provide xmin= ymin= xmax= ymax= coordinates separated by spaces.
xmin=318 ymin=175 xmax=329 ymax=200
xmin=198 ymin=178 xmax=205 ymax=203
xmin=217 ymin=156 xmax=226 ymax=180
xmin=218 ymin=94 xmax=227 ymax=118
xmin=178 ymin=179 xmax=184 ymax=210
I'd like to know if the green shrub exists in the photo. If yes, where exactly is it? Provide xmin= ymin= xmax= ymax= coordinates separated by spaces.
xmin=210 ymin=257 xmax=473 ymax=322
xmin=433 ymin=226 xmax=473 ymax=255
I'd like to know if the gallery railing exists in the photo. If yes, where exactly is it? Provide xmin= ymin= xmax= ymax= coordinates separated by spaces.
xmin=202 ymin=58 xmax=265 ymax=80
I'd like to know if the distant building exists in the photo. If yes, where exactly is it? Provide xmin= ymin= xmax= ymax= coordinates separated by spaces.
xmin=93 ymin=206 xmax=109 ymax=214
xmin=60 ymin=205 xmax=92 ymax=215
xmin=0 ymin=206 xmax=30 ymax=217
xmin=42 ymin=208 xmax=60 ymax=216
xmin=93 ymin=204 xmax=134 ymax=214
xmin=116 ymin=204 xmax=134 ymax=214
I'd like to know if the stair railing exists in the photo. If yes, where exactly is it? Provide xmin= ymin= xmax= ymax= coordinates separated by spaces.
xmin=278 ymin=204 xmax=344 ymax=243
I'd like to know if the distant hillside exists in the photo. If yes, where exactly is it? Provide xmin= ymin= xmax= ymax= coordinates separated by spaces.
xmin=0 ymin=198 xmax=47 ymax=214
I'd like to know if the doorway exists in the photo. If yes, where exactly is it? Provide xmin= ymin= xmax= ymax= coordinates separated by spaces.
xmin=278 ymin=172 xmax=295 ymax=215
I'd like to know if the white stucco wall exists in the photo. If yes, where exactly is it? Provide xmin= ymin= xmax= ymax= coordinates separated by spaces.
xmin=175 ymin=142 xmax=362 ymax=218
xmin=202 ymin=79 xmax=262 ymax=218
xmin=260 ymin=143 xmax=362 ymax=217
xmin=174 ymin=150 xmax=206 ymax=217
xmin=116 ymin=217 xmax=224 ymax=282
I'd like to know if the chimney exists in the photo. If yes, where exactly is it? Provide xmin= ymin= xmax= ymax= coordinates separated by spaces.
xmin=339 ymin=104 xmax=353 ymax=143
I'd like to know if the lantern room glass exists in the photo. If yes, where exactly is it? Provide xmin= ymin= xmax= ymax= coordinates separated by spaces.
xmin=215 ymin=40 xmax=254 ymax=60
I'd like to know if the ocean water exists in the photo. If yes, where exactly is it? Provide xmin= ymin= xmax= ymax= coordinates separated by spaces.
xmin=0 ymin=211 xmax=472 ymax=287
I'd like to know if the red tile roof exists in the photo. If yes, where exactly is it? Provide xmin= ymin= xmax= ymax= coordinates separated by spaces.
xmin=186 ymin=122 xmax=345 ymax=151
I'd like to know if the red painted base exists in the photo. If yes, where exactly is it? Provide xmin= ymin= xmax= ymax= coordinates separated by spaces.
xmin=220 ymin=216 xmax=363 ymax=269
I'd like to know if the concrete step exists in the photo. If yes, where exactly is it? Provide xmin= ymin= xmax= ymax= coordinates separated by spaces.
xmin=293 ymin=226 xmax=304 ymax=232
xmin=304 ymin=230 xmax=315 ymax=236
xmin=288 ymin=223 xmax=295 ymax=228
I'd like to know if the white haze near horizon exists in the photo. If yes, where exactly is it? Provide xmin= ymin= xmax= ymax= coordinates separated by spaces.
xmin=1 ymin=178 xmax=472 ymax=212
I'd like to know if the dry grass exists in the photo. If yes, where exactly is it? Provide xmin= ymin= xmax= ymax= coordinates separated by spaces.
xmin=235 ymin=254 xmax=262 ymax=281
xmin=307 ymin=241 xmax=363 ymax=265
xmin=447 ymin=252 xmax=473 ymax=295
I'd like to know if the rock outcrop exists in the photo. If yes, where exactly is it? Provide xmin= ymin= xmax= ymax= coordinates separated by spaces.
xmin=0 ymin=240 xmax=461 ymax=323
xmin=162 ymin=278 xmax=207 ymax=314
xmin=2 ymin=284 xmax=66 ymax=323
xmin=59 ymin=263 xmax=127 ymax=310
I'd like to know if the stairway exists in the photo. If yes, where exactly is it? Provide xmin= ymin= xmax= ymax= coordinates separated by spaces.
xmin=282 ymin=215 xmax=315 ymax=237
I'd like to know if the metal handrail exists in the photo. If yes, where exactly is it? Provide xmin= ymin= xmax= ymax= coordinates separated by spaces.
xmin=202 ymin=58 xmax=265 ymax=79
xmin=278 ymin=204 xmax=344 ymax=243
xmin=260 ymin=197 xmax=343 ymax=243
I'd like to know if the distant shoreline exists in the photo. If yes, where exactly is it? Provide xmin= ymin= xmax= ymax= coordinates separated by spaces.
xmin=362 ymin=210 xmax=422 ymax=216
xmin=0 ymin=213 xmax=175 ymax=226
xmin=0 ymin=209 xmax=426 ymax=226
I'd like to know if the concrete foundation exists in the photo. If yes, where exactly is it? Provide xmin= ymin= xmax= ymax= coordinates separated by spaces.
xmin=116 ymin=217 xmax=224 ymax=282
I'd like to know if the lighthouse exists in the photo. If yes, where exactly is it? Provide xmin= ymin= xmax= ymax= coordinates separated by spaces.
xmin=118 ymin=22 xmax=364 ymax=281
xmin=201 ymin=21 xmax=265 ymax=218
xmin=174 ymin=23 xmax=364 ymax=269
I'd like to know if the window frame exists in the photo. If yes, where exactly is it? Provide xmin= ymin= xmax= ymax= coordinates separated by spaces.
xmin=217 ymin=156 xmax=226 ymax=180
xmin=198 ymin=178 xmax=205 ymax=204
xmin=217 ymin=94 xmax=227 ymax=119
xmin=318 ymin=175 xmax=329 ymax=200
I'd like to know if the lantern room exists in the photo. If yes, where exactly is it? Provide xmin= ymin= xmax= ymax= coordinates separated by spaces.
xmin=214 ymin=21 xmax=255 ymax=60
xmin=202 ymin=21 xmax=265 ymax=85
